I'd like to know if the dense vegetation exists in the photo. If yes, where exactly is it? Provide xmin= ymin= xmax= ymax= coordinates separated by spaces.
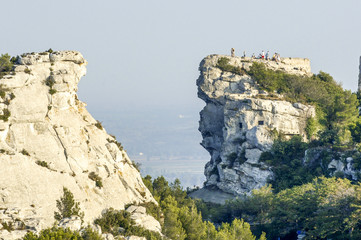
xmin=197 ymin=177 xmax=361 ymax=239
xmin=216 ymin=57 xmax=246 ymax=75
xmin=248 ymin=62 xmax=359 ymax=137
xmin=94 ymin=208 xmax=163 ymax=239
xmin=23 ymin=226 xmax=103 ymax=240
xmin=142 ymin=176 xmax=266 ymax=240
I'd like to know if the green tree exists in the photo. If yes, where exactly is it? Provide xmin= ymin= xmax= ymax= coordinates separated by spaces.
xmin=161 ymin=195 xmax=187 ymax=240
xmin=349 ymin=119 xmax=361 ymax=143
xmin=153 ymin=176 xmax=172 ymax=202
xmin=142 ymin=175 xmax=154 ymax=194
xmin=170 ymin=178 xmax=187 ymax=204
xmin=204 ymin=221 xmax=218 ymax=240
xmin=54 ymin=187 xmax=84 ymax=221
xmin=179 ymin=205 xmax=206 ymax=240
xmin=217 ymin=218 xmax=257 ymax=240
xmin=23 ymin=227 xmax=82 ymax=240
xmin=0 ymin=54 xmax=13 ymax=73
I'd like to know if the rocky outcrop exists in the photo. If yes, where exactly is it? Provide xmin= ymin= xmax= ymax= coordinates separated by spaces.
xmin=196 ymin=55 xmax=315 ymax=197
xmin=0 ymin=51 xmax=159 ymax=238
xmin=304 ymin=147 xmax=360 ymax=180
xmin=126 ymin=205 xmax=162 ymax=234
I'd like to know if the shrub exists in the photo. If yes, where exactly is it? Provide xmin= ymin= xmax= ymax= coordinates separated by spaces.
xmin=81 ymin=226 xmax=104 ymax=240
xmin=23 ymin=227 xmax=82 ymax=240
xmin=1 ymin=221 xmax=14 ymax=232
xmin=0 ymin=109 xmax=10 ymax=122
xmin=36 ymin=160 xmax=50 ymax=169
xmin=106 ymin=137 xmax=124 ymax=151
xmin=0 ymin=54 xmax=13 ymax=78
xmin=46 ymin=77 xmax=57 ymax=95
xmin=216 ymin=57 xmax=246 ymax=75
xmin=10 ymin=56 xmax=19 ymax=64
xmin=94 ymin=208 xmax=162 ymax=239
xmin=24 ymin=68 xmax=31 ymax=74
xmin=88 ymin=172 xmax=103 ymax=188
xmin=132 ymin=161 xmax=141 ymax=171
xmin=54 ymin=187 xmax=84 ymax=221
xmin=94 ymin=208 xmax=131 ymax=235
xmin=139 ymin=201 xmax=162 ymax=222
xmin=23 ymin=226 xmax=103 ymax=240
xmin=95 ymin=121 xmax=103 ymax=130
xmin=9 ymin=92 xmax=15 ymax=100
xmin=45 ymin=77 xmax=55 ymax=88
xmin=21 ymin=149 xmax=30 ymax=156
xmin=46 ymin=48 xmax=54 ymax=53
xmin=305 ymin=117 xmax=317 ymax=140
xmin=49 ymin=89 xmax=57 ymax=95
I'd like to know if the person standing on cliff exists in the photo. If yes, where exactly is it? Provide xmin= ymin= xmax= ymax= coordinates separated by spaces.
xmin=276 ymin=53 xmax=281 ymax=62
xmin=261 ymin=50 xmax=265 ymax=60
xmin=231 ymin=48 xmax=235 ymax=57
xmin=266 ymin=51 xmax=269 ymax=60
xmin=272 ymin=53 xmax=276 ymax=61
xmin=242 ymin=51 xmax=246 ymax=58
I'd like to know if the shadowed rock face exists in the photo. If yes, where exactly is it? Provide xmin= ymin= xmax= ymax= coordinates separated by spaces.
xmin=0 ymin=51 xmax=157 ymax=237
xmin=196 ymin=55 xmax=315 ymax=197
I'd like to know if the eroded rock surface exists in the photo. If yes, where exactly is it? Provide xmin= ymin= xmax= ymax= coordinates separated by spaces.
xmin=0 ymin=51 xmax=159 ymax=238
xmin=196 ymin=55 xmax=315 ymax=197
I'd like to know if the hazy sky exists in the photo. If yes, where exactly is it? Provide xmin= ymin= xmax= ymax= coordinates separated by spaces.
xmin=1 ymin=0 xmax=361 ymax=112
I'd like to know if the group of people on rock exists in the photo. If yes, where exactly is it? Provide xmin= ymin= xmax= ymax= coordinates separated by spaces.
xmin=231 ymin=48 xmax=281 ymax=62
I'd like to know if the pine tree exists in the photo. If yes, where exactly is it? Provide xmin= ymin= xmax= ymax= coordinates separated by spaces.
xmin=54 ymin=187 xmax=84 ymax=221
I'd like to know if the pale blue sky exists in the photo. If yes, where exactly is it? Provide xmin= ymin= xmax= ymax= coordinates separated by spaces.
xmin=1 ymin=0 xmax=361 ymax=111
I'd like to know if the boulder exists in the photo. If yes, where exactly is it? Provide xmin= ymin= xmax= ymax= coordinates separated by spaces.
xmin=126 ymin=205 xmax=162 ymax=234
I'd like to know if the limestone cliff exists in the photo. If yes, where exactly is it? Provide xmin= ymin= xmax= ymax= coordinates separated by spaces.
xmin=196 ymin=55 xmax=315 ymax=197
xmin=0 ymin=51 xmax=159 ymax=239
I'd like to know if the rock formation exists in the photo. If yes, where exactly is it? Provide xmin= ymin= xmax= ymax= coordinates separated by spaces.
xmin=196 ymin=55 xmax=315 ymax=198
xmin=0 ymin=51 xmax=159 ymax=239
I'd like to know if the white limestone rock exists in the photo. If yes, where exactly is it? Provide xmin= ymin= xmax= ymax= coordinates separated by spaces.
xmin=0 ymin=50 xmax=160 ymax=237
xmin=126 ymin=236 xmax=146 ymax=240
xmin=126 ymin=205 xmax=162 ymax=234
xmin=58 ymin=216 xmax=82 ymax=232
xmin=197 ymin=54 xmax=315 ymax=197
xmin=328 ymin=160 xmax=344 ymax=172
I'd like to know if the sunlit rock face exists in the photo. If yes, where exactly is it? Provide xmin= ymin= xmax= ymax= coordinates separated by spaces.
xmin=0 ymin=51 xmax=158 ymax=238
xmin=197 ymin=55 xmax=315 ymax=196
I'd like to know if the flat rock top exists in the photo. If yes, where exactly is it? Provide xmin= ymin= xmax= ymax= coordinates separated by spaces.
xmin=19 ymin=50 xmax=86 ymax=65
xmin=200 ymin=54 xmax=312 ymax=76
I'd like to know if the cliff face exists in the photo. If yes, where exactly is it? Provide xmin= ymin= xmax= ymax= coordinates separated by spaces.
xmin=197 ymin=55 xmax=315 ymax=196
xmin=0 ymin=51 xmax=158 ymax=237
